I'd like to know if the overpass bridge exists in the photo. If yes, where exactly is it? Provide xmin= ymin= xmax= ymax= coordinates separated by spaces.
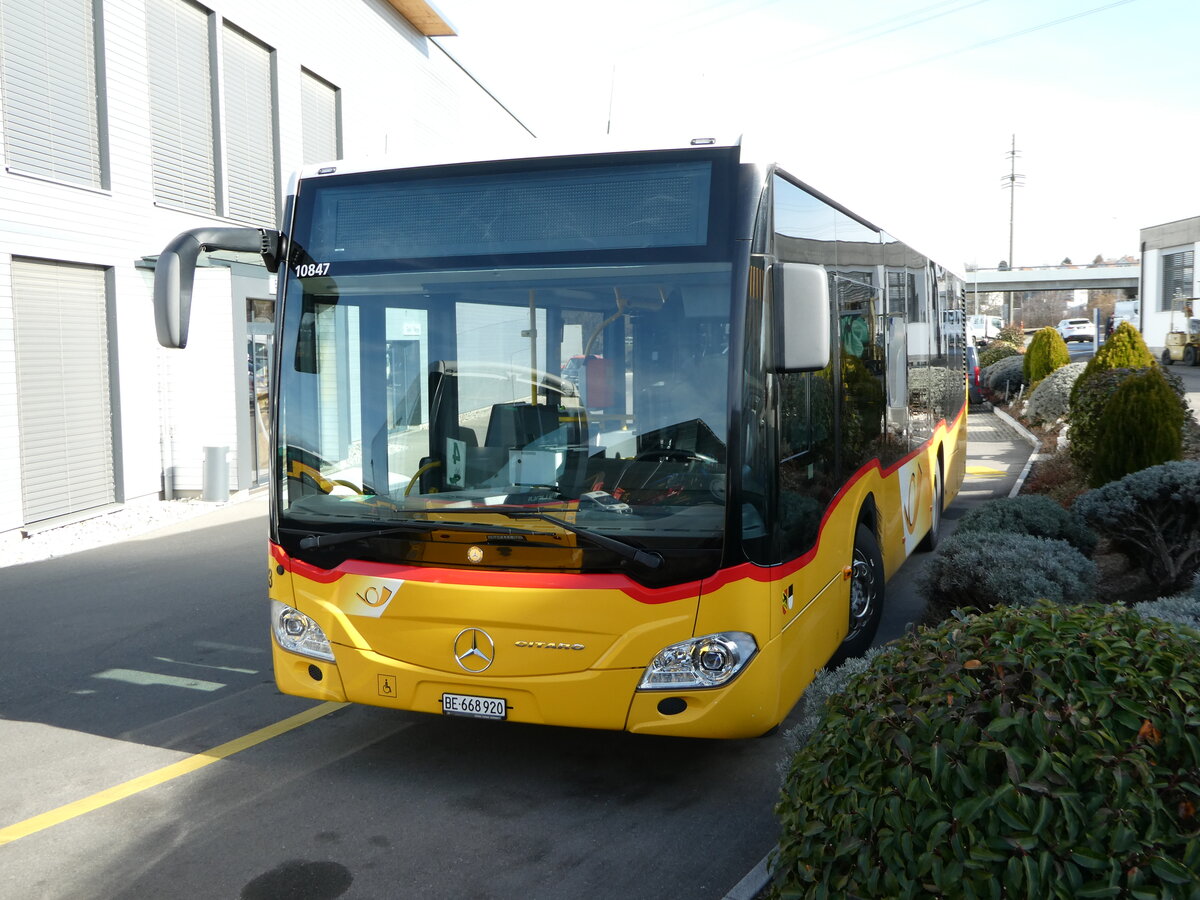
xmin=965 ymin=265 xmax=1139 ymax=294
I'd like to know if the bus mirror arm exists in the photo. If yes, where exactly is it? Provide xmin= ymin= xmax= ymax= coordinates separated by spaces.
xmin=772 ymin=263 xmax=831 ymax=372
xmin=153 ymin=226 xmax=282 ymax=349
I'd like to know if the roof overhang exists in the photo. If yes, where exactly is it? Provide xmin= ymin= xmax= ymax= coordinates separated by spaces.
xmin=386 ymin=0 xmax=456 ymax=36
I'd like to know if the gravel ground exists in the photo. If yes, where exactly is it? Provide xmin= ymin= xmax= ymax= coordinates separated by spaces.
xmin=0 ymin=498 xmax=245 ymax=568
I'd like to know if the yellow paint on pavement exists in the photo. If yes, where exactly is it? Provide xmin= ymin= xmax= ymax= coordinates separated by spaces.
xmin=0 ymin=701 xmax=346 ymax=846
xmin=966 ymin=465 xmax=1006 ymax=477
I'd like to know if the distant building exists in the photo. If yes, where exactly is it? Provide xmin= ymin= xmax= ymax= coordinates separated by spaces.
xmin=0 ymin=0 xmax=530 ymax=536
xmin=1140 ymin=216 xmax=1200 ymax=348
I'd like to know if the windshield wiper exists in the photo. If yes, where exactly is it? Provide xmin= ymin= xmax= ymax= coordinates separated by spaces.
xmin=285 ymin=520 xmax=544 ymax=550
xmin=505 ymin=512 xmax=663 ymax=570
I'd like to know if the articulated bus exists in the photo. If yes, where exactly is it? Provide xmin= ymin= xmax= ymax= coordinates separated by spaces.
xmin=154 ymin=138 xmax=967 ymax=738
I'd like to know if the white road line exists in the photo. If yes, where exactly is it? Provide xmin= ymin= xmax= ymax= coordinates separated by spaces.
xmin=92 ymin=668 xmax=225 ymax=692
xmin=153 ymin=656 xmax=258 ymax=675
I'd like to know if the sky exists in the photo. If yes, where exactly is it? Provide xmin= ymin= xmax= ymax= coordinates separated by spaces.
xmin=431 ymin=0 xmax=1200 ymax=274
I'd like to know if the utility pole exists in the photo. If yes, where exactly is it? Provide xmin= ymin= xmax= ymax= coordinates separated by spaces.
xmin=1001 ymin=134 xmax=1025 ymax=325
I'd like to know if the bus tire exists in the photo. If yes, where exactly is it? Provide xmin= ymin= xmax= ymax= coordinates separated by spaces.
xmin=916 ymin=461 xmax=943 ymax=553
xmin=829 ymin=523 xmax=884 ymax=666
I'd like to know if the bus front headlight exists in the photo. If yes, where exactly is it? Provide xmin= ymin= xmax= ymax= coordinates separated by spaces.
xmin=638 ymin=632 xmax=757 ymax=690
xmin=271 ymin=600 xmax=335 ymax=661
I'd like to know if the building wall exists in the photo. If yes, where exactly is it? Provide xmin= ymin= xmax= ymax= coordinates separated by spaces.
xmin=0 ymin=0 xmax=529 ymax=535
xmin=1140 ymin=216 xmax=1200 ymax=348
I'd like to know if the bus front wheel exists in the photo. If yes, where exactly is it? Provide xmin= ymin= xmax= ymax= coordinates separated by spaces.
xmin=830 ymin=523 xmax=884 ymax=666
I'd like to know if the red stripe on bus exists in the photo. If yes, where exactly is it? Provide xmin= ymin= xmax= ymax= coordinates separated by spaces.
xmin=270 ymin=543 xmax=701 ymax=605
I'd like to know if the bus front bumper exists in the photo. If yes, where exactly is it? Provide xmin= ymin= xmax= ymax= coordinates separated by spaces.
xmin=272 ymin=636 xmax=783 ymax=739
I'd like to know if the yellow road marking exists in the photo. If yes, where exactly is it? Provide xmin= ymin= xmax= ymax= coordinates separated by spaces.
xmin=0 ymin=701 xmax=346 ymax=846
xmin=965 ymin=465 xmax=1006 ymax=476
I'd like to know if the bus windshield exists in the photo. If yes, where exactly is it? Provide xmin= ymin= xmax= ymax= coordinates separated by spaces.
xmin=276 ymin=155 xmax=736 ymax=575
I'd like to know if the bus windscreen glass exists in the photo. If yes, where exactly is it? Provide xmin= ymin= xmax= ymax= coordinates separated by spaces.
xmin=277 ymin=156 xmax=735 ymax=580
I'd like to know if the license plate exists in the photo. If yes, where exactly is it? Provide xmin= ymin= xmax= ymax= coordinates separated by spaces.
xmin=441 ymin=692 xmax=507 ymax=720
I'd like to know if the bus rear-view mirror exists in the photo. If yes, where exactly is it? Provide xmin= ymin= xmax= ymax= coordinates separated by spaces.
xmin=773 ymin=262 xmax=830 ymax=372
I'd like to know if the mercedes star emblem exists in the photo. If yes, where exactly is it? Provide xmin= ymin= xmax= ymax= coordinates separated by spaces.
xmin=453 ymin=627 xmax=495 ymax=673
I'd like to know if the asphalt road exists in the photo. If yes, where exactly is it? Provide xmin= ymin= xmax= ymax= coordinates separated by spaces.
xmin=0 ymin=417 xmax=1024 ymax=899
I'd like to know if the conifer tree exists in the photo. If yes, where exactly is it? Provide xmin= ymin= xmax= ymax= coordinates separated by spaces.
xmin=1087 ymin=367 xmax=1184 ymax=487
xmin=1069 ymin=321 xmax=1156 ymax=408
xmin=1023 ymin=326 xmax=1070 ymax=385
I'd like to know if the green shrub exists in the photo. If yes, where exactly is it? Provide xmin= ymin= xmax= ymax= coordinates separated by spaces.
xmin=1135 ymin=571 xmax=1200 ymax=630
xmin=978 ymin=341 xmax=1021 ymax=369
xmin=981 ymin=354 xmax=1026 ymax=395
xmin=1068 ymin=367 xmax=1189 ymax=479
xmin=1087 ymin=367 xmax=1184 ymax=487
xmin=953 ymin=494 xmax=1097 ymax=554
xmin=1069 ymin=321 xmax=1156 ymax=408
xmin=1023 ymin=361 xmax=1085 ymax=425
xmin=777 ymin=648 xmax=883 ymax=772
xmin=1023 ymin=326 xmax=1071 ymax=386
xmin=1020 ymin=450 xmax=1089 ymax=508
xmin=917 ymin=531 xmax=1096 ymax=624
xmin=1073 ymin=460 xmax=1200 ymax=595
xmin=772 ymin=602 xmax=1200 ymax=899
xmin=996 ymin=323 xmax=1025 ymax=346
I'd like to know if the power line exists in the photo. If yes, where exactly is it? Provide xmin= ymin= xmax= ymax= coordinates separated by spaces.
xmin=871 ymin=0 xmax=1140 ymax=76
xmin=774 ymin=0 xmax=994 ymax=66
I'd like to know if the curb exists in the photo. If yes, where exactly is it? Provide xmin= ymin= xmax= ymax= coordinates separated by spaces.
xmin=723 ymin=852 xmax=771 ymax=900
xmin=989 ymin=405 xmax=1040 ymax=498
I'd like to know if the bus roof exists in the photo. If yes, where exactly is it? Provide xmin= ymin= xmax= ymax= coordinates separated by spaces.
xmin=289 ymin=135 xmax=748 ymax=184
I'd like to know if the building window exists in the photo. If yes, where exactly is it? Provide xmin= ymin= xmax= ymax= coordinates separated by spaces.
xmin=0 ymin=0 xmax=105 ymax=188
xmin=146 ymin=0 xmax=216 ymax=213
xmin=222 ymin=22 xmax=277 ymax=225
xmin=1161 ymin=250 xmax=1194 ymax=312
xmin=301 ymin=68 xmax=340 ymax=165
xmin=12 ymin=258 xmax=114 ymax=522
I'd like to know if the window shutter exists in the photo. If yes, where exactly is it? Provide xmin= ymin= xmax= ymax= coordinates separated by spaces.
xmin=13 ymin=259 xmax=114 ymax=523
xmin=301 ymin=68 xmax=339 ymax=165
xmin=0 ymin=0 xmax=101 ymax=187
xmin=223 ymin=24 xmax=277 ymax=225
xmin=1161 ymin=250 xmax=1195 ymax=312
xmin=146 ymin=0 xmax=216 ymax=213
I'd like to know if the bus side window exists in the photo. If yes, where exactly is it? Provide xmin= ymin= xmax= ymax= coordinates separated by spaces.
xmin=776 ymin=369 xmax=834 ymax=558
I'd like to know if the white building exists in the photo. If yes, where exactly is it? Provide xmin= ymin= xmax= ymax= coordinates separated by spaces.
xmin=1139 ymin=216 xmax=1199 ymax=348
xmin=0 ymin=0 xmax=530 ymax=536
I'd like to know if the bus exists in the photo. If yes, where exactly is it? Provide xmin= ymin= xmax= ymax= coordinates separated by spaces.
xmin=153 ymin=138 xmax=967 ymax=739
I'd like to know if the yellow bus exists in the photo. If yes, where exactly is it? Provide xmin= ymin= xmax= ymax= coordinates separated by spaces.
xmin=154 ymin=139 xmax=967 ymax=738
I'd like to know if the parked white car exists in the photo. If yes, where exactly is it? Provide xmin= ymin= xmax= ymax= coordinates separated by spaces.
xmin=1057 ymin=318 xmax=1096 ymax=343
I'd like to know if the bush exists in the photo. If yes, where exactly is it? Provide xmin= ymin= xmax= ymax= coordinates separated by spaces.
xmin=1020 ymin=450 xmax=1089 ymax=507
xmin=996 ymin=323 xmax=1025 ymax=346
xmin=772 ymin=602 xmax=1200 ymax=899
xmin=1023 ymin=361 xmax=1085 ymax=425
xmin=1069 ymin=321 xmax=1156 ymax=408
xmin=1023 ymin=326 xmax=1071 ymax=386
xmin=978 ymin=341 xmax=1021 ymax=369
xmin=777 ymin=648 xmax=883 ymax=771
xmin=1068 ymin=367 xmax=1189 ymax=479
xmin=953 ymin=494 xmax=1097 ymax=554
xmin=1135 ymin=591 xmax=1200 ymax=630
xmin=981 ymin=354 xmax=1026 ymax=395
xmin=1087 ymin=366 xmax=1185 ymax=487
xmin=917 ymin=530 xmax=1097 ymax=623
xmin=1073 ymin=460 xmax=1200 ymax=595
